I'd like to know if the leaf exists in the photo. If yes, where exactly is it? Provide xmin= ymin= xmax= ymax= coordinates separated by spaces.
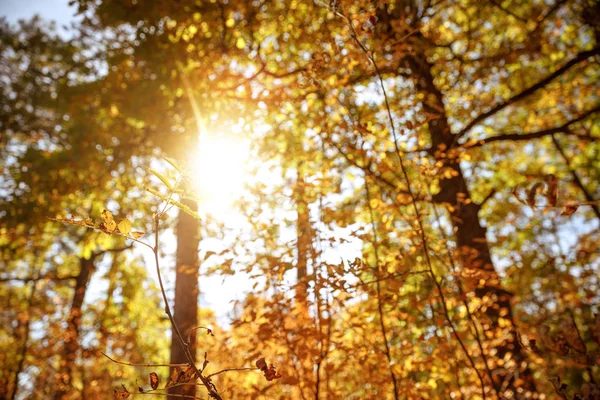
xmin=113 ymin=384 xmax=130 ymax=399
xmin=526 ymin=182 xmax=545 ymax=208
xmin=118 ymin=219 xmax=132 ymax=236
xmin=102 ymin=209 xmax=114 ymax=223
xmin=560 ymin=316 xmax=586 ymax=354
xmin=148 ymin=168 xmax=174 ymax=190
xmin=203 ymin=251 xmax=216 ymax=261
xmin=163 ymin=157 xmax=183 ymax=173
xmin=165 ymin=367 xmax=182 ymax=388
xmin=131 ymin=231 xmax=145 ymax=239
xmin=255 ymin=357 xmax=267 ymax=370
xmin=543 ymin=174 xmax=558 ymax=207
xmin=105 ymin=220 xmax=117 ymax=233
xmin=149 ymin=372 xmax=159 ymax=390
xmin=560 ymin=202 xmax=579 ymax=216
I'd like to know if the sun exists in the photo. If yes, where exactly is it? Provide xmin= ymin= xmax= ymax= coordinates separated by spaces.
xmin=191 ymin=132 xmax=251 ymax=217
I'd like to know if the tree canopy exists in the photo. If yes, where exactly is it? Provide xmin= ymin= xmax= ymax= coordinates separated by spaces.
xmin=1 ymin=0 xmax=599 ymax=399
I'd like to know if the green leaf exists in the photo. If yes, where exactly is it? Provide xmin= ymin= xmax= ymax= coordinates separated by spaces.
xmin=163 ymin=157 xmax=183 ymax=173
xmin=148 ymin=168 xmax=174 ymax=190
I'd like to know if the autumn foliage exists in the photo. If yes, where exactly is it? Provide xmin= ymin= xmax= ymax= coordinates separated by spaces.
xmin=1 ymin=0 xmax=600 ymax=399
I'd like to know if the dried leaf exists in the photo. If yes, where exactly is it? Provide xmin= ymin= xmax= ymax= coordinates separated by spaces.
xmin=512 ymin=186 xmax=525 ymax=204
xmin=203 ymin=251 xmax=216 ymax=261
xmin=102 ymin=209 xmax=114 ymax=223
xmin=165 ymin=367 xmax=183 ymax=388
xmin=118 ymin=219 xmax=132 ymax=236
xmin=113 ymin=384 xmax=130 ymax=399
xmin=526 ymin=182 xmax=545 ymax=208
xmin=561 ymin=203 xmax=579 ymax=216
xmin=255 ymin=357 xmax=267 ymax=370
xmin=543 ymin=174 xmax=558 ymax=207
xmin=182 ymin=366 xmax=197 ymax=383
xmin=131 ymin=231 xmax=145 ymax=239
xmin=560 ymin=316 xmax=586 ymax=354
xmin=149 ymin=372 xmax=159 ymax=390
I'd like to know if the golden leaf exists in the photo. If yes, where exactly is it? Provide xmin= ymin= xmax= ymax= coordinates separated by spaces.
xmin=131 ymin=231 xmax=145 ymax=239
xmin=105 ymin=220 xmax=117 ymax=233
xmin=118 ymin=219 xmax=132 ymax=236
xmin=102 ymin=209 xmax=114 ymax=223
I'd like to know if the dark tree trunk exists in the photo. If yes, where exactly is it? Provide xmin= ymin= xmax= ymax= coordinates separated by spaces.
xmin=405 ymin=48 xmax=536 ymax=394
xmin=9 ymin=280 xmax=36 ymax=400
xmin=168 ymin=198 xmax=200 ymax=400
xmin=54 ymin=257 xmax=96 ymax=400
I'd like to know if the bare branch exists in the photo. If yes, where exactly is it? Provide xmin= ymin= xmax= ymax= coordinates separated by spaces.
xmin=101 ymin=352 xmax=187 ymax=368
xmin=206 ymin=367 xmax=258 ymax=379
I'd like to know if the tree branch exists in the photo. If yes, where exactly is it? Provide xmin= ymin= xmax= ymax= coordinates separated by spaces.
xmin=453 ymin=47 xmax=600 ymax=145
xmin=464 ymin=105 xmax=600 ymax=148
xmin=551 ymin=134 xmax=600 ymax=221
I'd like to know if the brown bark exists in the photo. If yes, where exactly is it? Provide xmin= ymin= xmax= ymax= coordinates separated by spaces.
xmin=9 ymin=280 xmax=36 ymax=400
xmin=405 ymin=48 xmax=536 ymax=395
xmin=374 ymin=4 xmax=536 ymax=394
xmin=54 ymin=256 xmax=96 ymax=400
xmin=168 ymin=198 xmax=200 ymax=400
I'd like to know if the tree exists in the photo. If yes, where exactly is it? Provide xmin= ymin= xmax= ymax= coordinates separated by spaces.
xmin=3 ymin=0 xmax=599 ymax=398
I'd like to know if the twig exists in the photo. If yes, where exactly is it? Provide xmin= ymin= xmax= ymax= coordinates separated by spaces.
xmin=207 ymin=367 xmax=258 ymax=378
xmin=152 ymin=214 xmax=223 ymax=400
xmin=328 ymin=4 xmax=489 ymax=398
xmin=101 ymin=352 xmax=187 ymax=368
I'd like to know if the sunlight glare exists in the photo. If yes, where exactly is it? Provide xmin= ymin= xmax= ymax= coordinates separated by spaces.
xmin=192 ymin=132 xmax=251 ymax=218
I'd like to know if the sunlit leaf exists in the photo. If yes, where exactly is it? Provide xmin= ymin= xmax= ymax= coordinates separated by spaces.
xmin=131 ymin=231 xmax=145 ymax=239
xmin=118 ymin=219 xmax=132 ymax=236
xmin=149 ymin=372 xmax=159 ymax=390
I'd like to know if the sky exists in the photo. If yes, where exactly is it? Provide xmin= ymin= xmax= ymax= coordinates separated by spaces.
xmin=0 ymin=0 xmax=77 ymax=28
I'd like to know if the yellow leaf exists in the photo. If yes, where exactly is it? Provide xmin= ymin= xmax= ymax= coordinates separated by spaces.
xmin=118 ymin=219 xmax=132 ymax=235
xmin=105 ymin=220 xmax=117 ymax=233
xmin=102 ymin=209 xmax=114 ymax=223
xmin=131 ymin=231 xmax=145 ymax=239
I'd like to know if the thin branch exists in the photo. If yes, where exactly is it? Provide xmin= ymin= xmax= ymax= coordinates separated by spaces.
xmin=207 ymin=367 xmax=258 ymax=378
xmin=0 ymin=274 xmax=77 ymax=283
xmin=551 ymin=134 xmax=600 ymax=221
xmin=479 ymin=188 xmax=497 ymax=208
xmin=453 ymin=47 xmax=600 ymax=145
xmin=330 ymin=4 xmax=489 ymax=398
xmin=101 ymin=352 xmax=187 ymax=368
xmin=151 ymin=215 xmax=223 ymax=400
xmin=465 ymin=105 xmax=600 ymax=148
xmin=139 ymin=392 xmax=201 ymax=399
xmin=364 ymin=173 xmax=401 ymax=399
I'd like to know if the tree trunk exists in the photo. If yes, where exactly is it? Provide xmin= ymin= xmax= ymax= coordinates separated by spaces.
xmin=405 ymin=48 xmax=536 ymax=395
xmin=168 ymin=198 xmax=200 ymax=400
xmin=9 ymin=280 xmax=36 ymax=400
xmin=54 ymin=257 xmax=96 ymax=400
